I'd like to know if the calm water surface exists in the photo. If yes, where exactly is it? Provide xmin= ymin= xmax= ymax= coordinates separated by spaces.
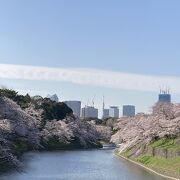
xmin=0 ymin=149 xmax=166 ymax=180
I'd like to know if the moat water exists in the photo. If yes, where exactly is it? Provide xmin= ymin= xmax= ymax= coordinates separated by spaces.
xmin=0 ymin=149 xmax=166 ymax=180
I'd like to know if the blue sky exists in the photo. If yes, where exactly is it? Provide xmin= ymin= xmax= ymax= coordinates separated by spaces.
xmin=0 ymin=0 xmax=180 ymax=116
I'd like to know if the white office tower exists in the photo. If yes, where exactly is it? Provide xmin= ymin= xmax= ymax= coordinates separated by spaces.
xmin=103 ymin=109 xmax=109 ymax=119
xmin=123 ymin=105 xmax=135 ymax=117
xmin=109 ymin=106 xmax=119 ymax=118
xmin=47 ymin=94 xmax=59 ymax=102
xmin=64 ymin=101 xmax=81 ymax=117
xmin=81 ymin=106 xmax=98 ymax=119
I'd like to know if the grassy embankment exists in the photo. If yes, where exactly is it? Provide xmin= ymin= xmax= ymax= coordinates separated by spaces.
xmin=120 ymin=137 xmax=180 ymax=179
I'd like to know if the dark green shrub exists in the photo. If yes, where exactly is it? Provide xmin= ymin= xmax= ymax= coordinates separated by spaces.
xmin=41 ymin=98 xmax=73 ymax=120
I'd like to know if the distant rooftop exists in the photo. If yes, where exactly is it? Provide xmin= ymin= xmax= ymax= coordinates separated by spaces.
xmin=110 ymin=106 xmax=119 ymax=109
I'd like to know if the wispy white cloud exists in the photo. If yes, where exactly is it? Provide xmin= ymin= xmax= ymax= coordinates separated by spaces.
xmin=0 ymin=63 xmax=180 ymax=93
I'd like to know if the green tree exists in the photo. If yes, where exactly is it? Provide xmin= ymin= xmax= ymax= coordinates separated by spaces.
xmin=41 ymin=98 xmax=73 ymax=120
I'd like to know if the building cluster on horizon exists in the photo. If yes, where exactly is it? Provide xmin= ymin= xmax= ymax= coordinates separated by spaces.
xmin=102 ymin=105 xmax=136 ymax=119
xmin=63 ymin=101 xmax=99 ymax=119
xmin=47 ymin=89 xmax=172 ymax=120
xmin=63 ymin=99 xmax=137 ymax=119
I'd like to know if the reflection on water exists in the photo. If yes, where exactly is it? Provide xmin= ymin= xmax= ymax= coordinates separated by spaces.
xmin=0 ymin=149 xmax=166 ymax=180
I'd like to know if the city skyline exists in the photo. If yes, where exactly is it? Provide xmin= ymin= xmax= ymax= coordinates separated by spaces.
xmin=45 ymin=90 xmax=170 ymax=118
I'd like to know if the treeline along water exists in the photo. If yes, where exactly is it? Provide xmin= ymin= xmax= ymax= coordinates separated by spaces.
xmin=0 ymin=149 xmax=166 ymax=180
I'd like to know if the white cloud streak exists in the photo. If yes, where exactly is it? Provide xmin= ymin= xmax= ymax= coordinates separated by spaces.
xmin=0 ymin=63 xmax=180 ymax=93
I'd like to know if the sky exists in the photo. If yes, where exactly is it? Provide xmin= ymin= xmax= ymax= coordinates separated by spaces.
xmin=0 ymin=0 xmax=180 ymax=117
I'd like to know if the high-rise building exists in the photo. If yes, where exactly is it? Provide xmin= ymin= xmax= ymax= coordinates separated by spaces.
xmin=81 ymin=106 xmax=98 ymax=119
xmin=47 ymin=94 xmax=59 ymax=102
xmin=109 ymin=106 xmax=119 ymax=118
xmin=103 ymin=109 xmax=109 ymax=119
xmin=64 ymin=101 xmax=81 ymax=117
xmin=123 ymin=105 xmax=135 ymax=117
xmin=158 ymin=90 xmax=171 ymax=103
